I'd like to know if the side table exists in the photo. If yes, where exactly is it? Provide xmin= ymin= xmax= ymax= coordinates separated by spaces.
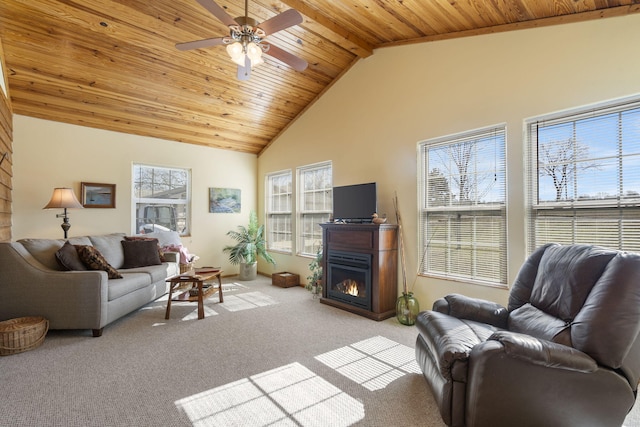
xmin=165 ymin=270 xmax=223 ymax=320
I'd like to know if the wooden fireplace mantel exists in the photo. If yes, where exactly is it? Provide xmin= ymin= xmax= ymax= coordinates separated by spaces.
xmin=320 ymin=223 xmax=398 ymax=320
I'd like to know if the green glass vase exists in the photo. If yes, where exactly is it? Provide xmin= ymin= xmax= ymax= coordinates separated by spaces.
xmin=396 ymin=292 xmax=420 ymax=326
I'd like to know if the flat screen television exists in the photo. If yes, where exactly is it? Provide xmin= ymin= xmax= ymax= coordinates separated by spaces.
xmin=332 ymin=182 xmax=377 ymax=223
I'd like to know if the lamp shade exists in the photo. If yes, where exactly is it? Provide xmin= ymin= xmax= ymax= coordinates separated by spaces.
xmin=43 ymin=188 xmax=83 ymax=209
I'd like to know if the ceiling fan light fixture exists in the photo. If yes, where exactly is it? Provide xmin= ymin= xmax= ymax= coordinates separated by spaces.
xmin=177 ymin=0 xmax=306 ymax=79
xmin=246 ymin=42 xmax=263 ymax=66
xmin=226 ymin=42 xmax=246 ymax=66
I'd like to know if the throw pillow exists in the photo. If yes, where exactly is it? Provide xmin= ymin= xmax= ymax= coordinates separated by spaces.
xmin=124 ymin=236 xmax=166 ymax=262
xmin=55 ymin=241 xmax=88 ymax=271
xmin=121 ymin=239 xmax=162 ymax=269
xmin=76 ymin=245 xmax=123 ymax=279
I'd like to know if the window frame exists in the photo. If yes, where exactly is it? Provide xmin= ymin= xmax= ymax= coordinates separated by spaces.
xmin=132 ymin=163 xmax=191 ymax=236
xmin=526 ymin=96 xmax=640 ymax=253
xmin=266 ymin=169 xmax=293 ymax=254
xmin=418 ymin=125 xmax=508 ymax=287
xmin=296 ymin=161 xmax=332 ymax=257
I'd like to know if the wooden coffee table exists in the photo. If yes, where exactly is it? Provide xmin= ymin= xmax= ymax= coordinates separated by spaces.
xmin=165 ymin=270 xmax=223 ymax=320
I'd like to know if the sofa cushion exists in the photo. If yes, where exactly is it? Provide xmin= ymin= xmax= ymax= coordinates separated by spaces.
xmin=88 ymin=233 xmax=125 ymax=269
xmin=124 ymin=236 xmax=166 ymax=262
xmin=55 ymin=241 xmax=87 ymax=271
xmin=121 ymin=239 xmax=162 ymax=269
xmin=18 ymin=237 xmax=92 ymax=270
xmin=120 ymin=263 xmax=174 ymax=283
xmin=108 ymin=273 xmax=152 ymax=301
xmin=76 ymin=245 xmax=123 ymax=279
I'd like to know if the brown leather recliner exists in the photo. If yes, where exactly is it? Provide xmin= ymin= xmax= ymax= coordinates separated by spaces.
xmin=415 ymin=243 xmax=640 ymax=427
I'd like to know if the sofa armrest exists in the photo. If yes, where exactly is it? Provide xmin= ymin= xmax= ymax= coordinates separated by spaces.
xmin=433 ymin=293 xmax=509 ymax=329
xmin=162 ymin=251 xmax=179 ymax=263
xmin=0 ymin=243 xmax=108 ymax=330
xmin=488 ymin=330 xmax=597 ymax=373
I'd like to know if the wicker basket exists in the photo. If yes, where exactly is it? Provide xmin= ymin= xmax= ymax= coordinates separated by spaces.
xmin=0 ymin=316 xmax=49 ymax=356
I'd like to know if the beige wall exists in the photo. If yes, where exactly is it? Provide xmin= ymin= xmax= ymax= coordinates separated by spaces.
xmin=258 ymin=14 xmax=640 ymax=308
xmin=12 ymin=115 xmax=257 ymax=273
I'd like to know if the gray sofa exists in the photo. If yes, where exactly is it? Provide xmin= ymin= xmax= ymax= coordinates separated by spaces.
xmin=0 ymin=232 xmax=180 ymax=337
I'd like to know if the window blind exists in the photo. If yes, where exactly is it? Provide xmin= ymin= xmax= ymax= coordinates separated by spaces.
xmin=526 ymin=98 xmax=640 ymax=253
xmin=297 ymin=162 xmax=332 ymax=256
xmin=418 ymin=125 xmax=507 ymax=286
xmin=266 ymin=170 xmax=292 ymax=253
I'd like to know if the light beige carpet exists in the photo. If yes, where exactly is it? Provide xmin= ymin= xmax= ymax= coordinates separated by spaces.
xmin=0 ymin=275 xmax=443 ymax=427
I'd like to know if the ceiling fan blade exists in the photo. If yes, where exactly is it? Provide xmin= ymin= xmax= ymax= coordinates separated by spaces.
xmin=237 ymin=55 xmax=251 ymax=80
xmin=258 ymin=9 xmax=303 ymax=35
xmin=195 ymin=0 xmax=239 ymax=27
xmin=264 ymin=43 xmax=308 ymax=72
xmin=175 ymin=37 xmax=226 ymax=51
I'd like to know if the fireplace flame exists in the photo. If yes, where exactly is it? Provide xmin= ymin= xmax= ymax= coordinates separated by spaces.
xmin=340 ymin=279 xmax=359 ymax=296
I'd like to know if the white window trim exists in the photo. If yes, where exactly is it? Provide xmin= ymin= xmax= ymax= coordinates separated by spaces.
xmin=266 ymin=169 xmax=293 ymax=255
xmin=296 ymin=161 xmax=332 ymax=258
xmin=131 ymin=163 xmax=191 ymax=236
xmin=525 ymin=95 xmax=640 ymax=254
xmin=418 ymin=124 xmax=508 ymax=287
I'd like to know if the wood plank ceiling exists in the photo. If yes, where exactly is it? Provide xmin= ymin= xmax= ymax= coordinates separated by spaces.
xmin=0 ymin=0 xmax=638 ymax=155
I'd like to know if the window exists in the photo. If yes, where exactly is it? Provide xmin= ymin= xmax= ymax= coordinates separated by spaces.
xmin=297 ymin=162 xmax=332 ymax=256
xmin=132 ymin=164 xmax=190 ymax=235
xmin=266 ymin=170 xmax=292 ymax=253
xmin=526 ymin=97 xmax=640 ymax=253
xmin=419 ymin=126 xmax=507 ymax=285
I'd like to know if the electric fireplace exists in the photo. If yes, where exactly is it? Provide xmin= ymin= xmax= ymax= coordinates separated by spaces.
xmin=320 ymin=223 xmax=398 ymax=321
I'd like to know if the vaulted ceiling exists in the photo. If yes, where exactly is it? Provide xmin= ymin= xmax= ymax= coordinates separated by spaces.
xmin=1 ymin=0 xmax=638 ymax=155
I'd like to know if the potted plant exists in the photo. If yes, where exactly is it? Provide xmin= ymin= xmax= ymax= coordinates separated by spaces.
xmin=306 ymin=247 xmax=323 ymax=298
xmin=223 ymin=210 xmax=275 ymax=280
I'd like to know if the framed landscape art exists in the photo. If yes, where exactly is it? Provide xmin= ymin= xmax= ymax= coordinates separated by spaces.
xmin=81 ymin=182 xmax=116 ymax=208
xmin=209 ymin=188 xmax=241 ymax=213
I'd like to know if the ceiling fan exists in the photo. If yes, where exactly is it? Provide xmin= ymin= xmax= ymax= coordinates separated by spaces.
xmin=176 ymin=0 xmax=308 ymax=80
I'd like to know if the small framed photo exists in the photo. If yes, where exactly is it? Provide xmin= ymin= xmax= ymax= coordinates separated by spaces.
xmin=81 ymin=182 xmax=116 ymax=208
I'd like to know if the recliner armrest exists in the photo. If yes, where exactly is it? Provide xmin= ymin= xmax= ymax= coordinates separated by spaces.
xmin=433 ymin=293 xmax=508 ymax=329
xmin=488 ymin=330 xmax=597 ymax=373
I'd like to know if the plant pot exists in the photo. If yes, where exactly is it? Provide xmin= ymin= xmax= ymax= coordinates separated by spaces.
xmin=396 ymin=292 xmax=420 ymax=326
xmin=238 ymin=262 xmax=257 ymax=281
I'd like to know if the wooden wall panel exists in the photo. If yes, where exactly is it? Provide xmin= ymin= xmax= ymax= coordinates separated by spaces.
xmin=0 ymin=37 xmax=13 ymax=243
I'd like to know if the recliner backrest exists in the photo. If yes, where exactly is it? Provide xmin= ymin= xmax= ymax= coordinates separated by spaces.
xmin=507 ymin=244 xmax=640 ymax=384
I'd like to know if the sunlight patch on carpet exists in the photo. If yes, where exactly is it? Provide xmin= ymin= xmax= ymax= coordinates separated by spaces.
xmin=315 ymin=336 xmax=421 ymax=391
xmin=181 ymin=304 xmax=219 ymax=321
xmin=218 ymin=282 xmax=248 ymax=293
xmin=220 ymin=292 xmax=278 ymax=312
xmin=175 ymin=362 xmax=364 ymax=427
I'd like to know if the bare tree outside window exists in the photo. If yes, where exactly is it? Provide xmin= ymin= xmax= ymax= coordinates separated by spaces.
xmin=538 ymin=138 xmax=601 ymax=202
xmin=431 ymin=138 xmax=501 ymax=206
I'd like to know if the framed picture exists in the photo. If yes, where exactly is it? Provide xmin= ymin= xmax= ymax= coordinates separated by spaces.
xmin=81 ymin=182 xmax=116 ymax=208
xmin=209 ymin=187 xmax=241 ymax=213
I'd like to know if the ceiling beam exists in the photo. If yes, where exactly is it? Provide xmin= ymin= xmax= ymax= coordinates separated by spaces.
xmin=278 ymin=0 xmax=374 ymax=58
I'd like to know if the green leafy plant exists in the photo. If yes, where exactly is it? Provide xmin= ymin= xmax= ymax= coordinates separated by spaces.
xmin=223 ymin=211 xmax=275 ymax=266
xmin=306 ymin=247 xmax=323 ymax=295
